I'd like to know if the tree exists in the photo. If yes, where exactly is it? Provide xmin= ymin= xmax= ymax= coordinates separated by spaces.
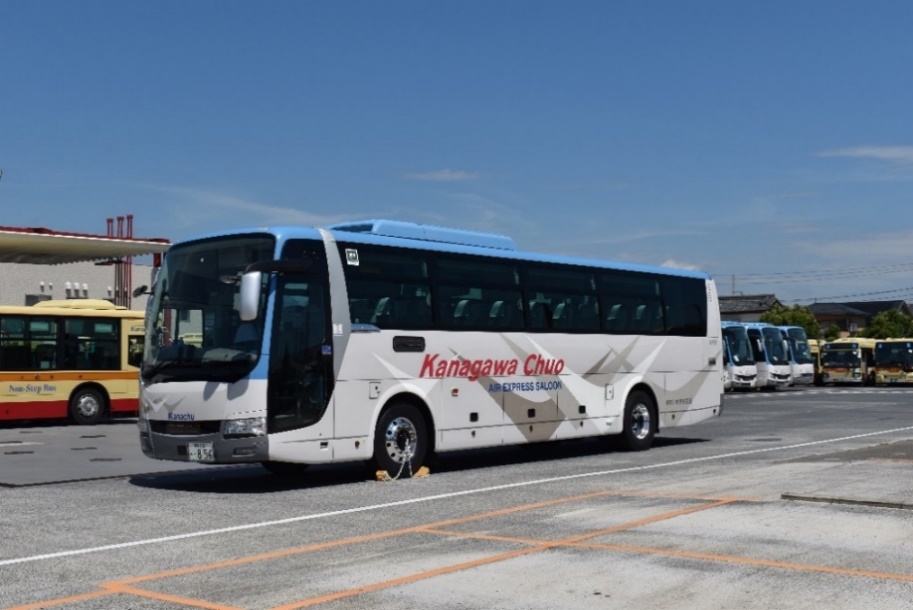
xmin=862 ymin=310 xmax=913 ymax=339
xmin=759 ymin=304 xmax=821 ymax=339
xmin=823 ymin=324 xmax=841 ymax=341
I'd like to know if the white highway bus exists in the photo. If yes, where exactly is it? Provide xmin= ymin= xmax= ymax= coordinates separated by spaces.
xmin=137 ymin=220 xmax=724 ymax=477
xmin=741 ymin=322 xmax=792 ymax=389
xmin=721 ymin=322 xmax=757 ymax=391
xmin=778 ymin=325 xmax=815 ymax=386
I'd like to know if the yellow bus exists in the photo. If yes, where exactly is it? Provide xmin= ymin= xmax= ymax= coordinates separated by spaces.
xmin=873 ymin=338 xmax=913 ymax=385
xmin=820 ymin=337 xmax=877 ymax=385
xmin=0 ymin=299 xmax=145 ymax=425
xmin=808 ymin=338 xmax=823 ymax=386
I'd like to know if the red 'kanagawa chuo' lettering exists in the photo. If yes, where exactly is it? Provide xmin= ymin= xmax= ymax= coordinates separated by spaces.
xmin=523 ymin=354 xmax=565 ymax=376
xmin=420 ymin=354 xmax=519 ymax=382
xmin=420 ymin=353 xmax=565 ymax=382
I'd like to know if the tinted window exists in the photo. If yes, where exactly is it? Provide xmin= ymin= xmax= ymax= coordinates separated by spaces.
xmin=64 ymin=318 xmax=120 ymax=370
xmin=336 ymin=244 xmax=707 ymax=337
xmin=0 ymin=316 xmax=55 ymax=370
xmin=599 ymin=272 xmax=664 ymax=335
xmin=525 ymin=265 xmax=600 ymax=332
xmin=662 ymin=276 xmax=707 ymax=337
xmin=338 ymin=244 xmax=432 ymax=329
xmin=436 ymin=255 xmax=522 ymax=331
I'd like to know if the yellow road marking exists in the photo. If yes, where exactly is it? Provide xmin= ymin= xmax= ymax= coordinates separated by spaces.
xmin=9 ymin=490 xmax=907 ymax=610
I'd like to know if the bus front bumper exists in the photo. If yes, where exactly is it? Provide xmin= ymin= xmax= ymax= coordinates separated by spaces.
xmin=139 ymin=426 xmax=269 ymax=464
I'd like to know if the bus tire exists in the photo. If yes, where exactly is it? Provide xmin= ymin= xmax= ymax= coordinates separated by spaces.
xmin=261 ymin=461 xmax=310 ymax=477
xmin=69 ymin=387 xmax=106 ymax=425
xmin=373 ymin=402 xmax=428 ymax=478
xmin=617 ymin=390 xmax=655 ymax=451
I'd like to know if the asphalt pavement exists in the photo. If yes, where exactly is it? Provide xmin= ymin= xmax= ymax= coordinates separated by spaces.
xmin=3 ymin=390 xmax=913 ymax=510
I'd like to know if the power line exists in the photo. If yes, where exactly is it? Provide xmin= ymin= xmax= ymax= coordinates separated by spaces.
xmin=730 ymin=262 xmax=913 ymax=279
xmin=713 ymin=264 xmax=913 ymax=286
xmin=784 ymin=286 xmax=913 ymax=303
xmin=738 ymin=268 xmax=913 ymax=285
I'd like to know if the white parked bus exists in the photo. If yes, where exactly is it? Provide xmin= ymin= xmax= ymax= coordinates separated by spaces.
xmin=721 ymin=322 xmax=757 ymax=391
xmin=778 ymin=325 xmax=815 ymax=386
xmin=137 ymin=220 xmax=724 ymax=477
xmin=740 ymin=322 xmax=792 ymax=389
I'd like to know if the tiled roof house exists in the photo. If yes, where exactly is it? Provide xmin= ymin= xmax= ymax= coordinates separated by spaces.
xmin=808 ymin=300 xmax=912 ymax=336
xmin=718 ymin=294 xmax=782 ymax=322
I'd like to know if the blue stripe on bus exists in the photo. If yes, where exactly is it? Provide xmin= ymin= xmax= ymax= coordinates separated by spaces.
xmin=180 ymin=225 xmax=708 ymax=282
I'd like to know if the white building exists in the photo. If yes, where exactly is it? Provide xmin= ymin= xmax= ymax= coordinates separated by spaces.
xmin=0 ymin=225 xmax=170 ymax=310
xmin=0 ymin=260 xmax=156 ymax=310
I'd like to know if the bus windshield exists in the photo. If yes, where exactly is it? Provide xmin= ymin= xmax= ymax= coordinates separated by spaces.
xmin=141 ymin=235 xmax=275 ymax=384
xmin=821 ymin=347 xmax=860 ymax=368
xmin=723 ymin=326 xmax=755 ymax=365
xmin=875 ymin=342 xmax=913 ymax=368
xmin=761 ymin=326 xmax=789 ymax=364
xmin=786 ymin=328 xmax=814 ymax=364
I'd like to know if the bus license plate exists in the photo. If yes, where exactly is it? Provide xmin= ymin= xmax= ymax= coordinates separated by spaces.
xmin=187 ymin=442 xmax=214 ymax=463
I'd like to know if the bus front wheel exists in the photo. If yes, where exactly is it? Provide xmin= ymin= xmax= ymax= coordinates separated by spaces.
xmin=617 ymin=390 xmax=656 ymax=451
xmin=373 ymin=402 xmax=428 ymax=478
xmin=69 ymin=388 xmax=106 ymax=425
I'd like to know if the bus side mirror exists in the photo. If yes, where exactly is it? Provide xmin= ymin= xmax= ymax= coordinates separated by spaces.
xmin=239 ymin=271 xmax=262 ymax=321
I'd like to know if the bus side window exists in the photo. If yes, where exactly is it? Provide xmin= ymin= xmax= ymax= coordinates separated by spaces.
xmin=528 ymin=301 xmax=551 ymax=330
xmin=605 ymin=304 xmax=626 ymax=333
xmin=33 ymin=344 xmax=56 ymax=370
xmin=576 ymin=300 xmax=600 ymax=331
xmin=64 ymin=336 xmax=83 ymax=369
xmin=128 ymin=336 xmax=144 ymax=368
xmin=6 ymin=346 xmax=30 ymax=370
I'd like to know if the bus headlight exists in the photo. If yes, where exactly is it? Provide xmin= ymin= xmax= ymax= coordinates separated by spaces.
xmin=225 ymin=417 xmax=267 ymax=437
xmin=137 ymin=418 xmax=149 ymax=433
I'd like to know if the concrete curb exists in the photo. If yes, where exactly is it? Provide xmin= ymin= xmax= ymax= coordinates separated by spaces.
xmin=781 ymin=493 xmax=913 ymax=511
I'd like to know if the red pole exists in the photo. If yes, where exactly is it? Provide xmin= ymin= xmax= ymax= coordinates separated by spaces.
xmin=126 ymin=214 xmax=134 ymax=308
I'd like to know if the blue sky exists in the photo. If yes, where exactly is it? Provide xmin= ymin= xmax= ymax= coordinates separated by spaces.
xmin=2 ymin=1 xmax=912 ymax=304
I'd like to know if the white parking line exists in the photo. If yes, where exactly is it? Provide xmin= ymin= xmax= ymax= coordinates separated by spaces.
xmin=3 ymin=424 xmax=913 ymax=567
xmin=727 ymin=388 xmax=913 ymax=397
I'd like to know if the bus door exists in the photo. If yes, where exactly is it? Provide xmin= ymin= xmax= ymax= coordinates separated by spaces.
xmin=267 ymin=276 xmax=333 ymax=435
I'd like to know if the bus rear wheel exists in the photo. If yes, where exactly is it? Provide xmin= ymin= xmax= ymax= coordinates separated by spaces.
xmin=69 ymin=388 xmax=106 ymax=425
xmin=617 ymin=390 xmax=656 ymax=451
xmin=373 ymin=402 xmax=428 ymax=478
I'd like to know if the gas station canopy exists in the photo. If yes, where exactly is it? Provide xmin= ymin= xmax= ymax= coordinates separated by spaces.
xmin=0 ymin=226 xmax=170 ymax=265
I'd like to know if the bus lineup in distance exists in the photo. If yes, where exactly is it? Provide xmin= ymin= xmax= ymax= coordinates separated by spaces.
xmin=136 ymin=219 xmax=724 ymax=476
xmin=820 ymin=338 xmax=877 ymax=385
xmin=729 ymin=321 xmax=792 ymax=390
xmin=777 ymin=325 xmax=815 ymax=387
xmin=0 ymin=299 xmax=145 ymax=424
